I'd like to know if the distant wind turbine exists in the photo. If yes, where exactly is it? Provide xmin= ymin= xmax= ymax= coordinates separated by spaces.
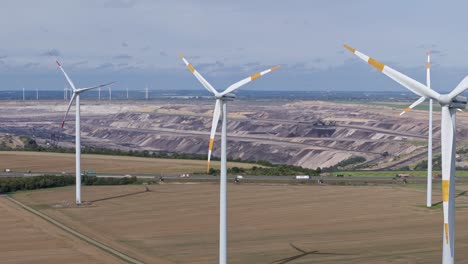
xmin=398 ymin=51 xmax=434 ymax=208
xmin=180 ymin=53 xmax=279 ymax=264
xmin=56 ymin=59 xmax=113 ymax=204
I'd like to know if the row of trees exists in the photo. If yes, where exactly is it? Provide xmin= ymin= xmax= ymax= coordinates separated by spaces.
xmin=207 ymin=164 xmax=321 ymax=176
xmin=0 ymin=175 xmax=139 ymax=194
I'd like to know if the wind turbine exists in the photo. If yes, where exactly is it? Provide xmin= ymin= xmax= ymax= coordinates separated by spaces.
xmin=126 ymin=87 xmax=129 ymax=100
xmin=36 ymin=87 xmax=39 ymax=100
xmin=180 ymin=53 xmax=279 ymax=264
xmin=56 ymin=59 xmax=113 ymax=204
xmin=398 ymin=51 xmax=433 ymax=208
xmin=108 ymin=84 xmax=112 ymax=100
xmin=22 ymin=87 xmax=25 ymax=101
xmin=344 ymin=44 xmax=468 ymax=264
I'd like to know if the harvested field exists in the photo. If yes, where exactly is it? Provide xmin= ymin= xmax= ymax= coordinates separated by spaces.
xmin=0 ymin=151 xmax=257 ymax=174
xmin=0 ymin=195 xmax=121 ymax=264
xmin=11 ymin=184 xmax=468 ymax=263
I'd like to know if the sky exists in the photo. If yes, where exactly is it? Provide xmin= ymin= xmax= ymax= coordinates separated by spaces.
xmin=1 ymin=0 xmax=468 ymax=93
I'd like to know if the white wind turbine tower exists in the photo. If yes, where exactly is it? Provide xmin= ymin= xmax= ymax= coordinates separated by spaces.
xmin=126 ymin=87 xmax=129 ymax=100
xmin=145 ymin=85 xmax=149 ymax=100
xmin=180 ymin=53 xmax=279 ymax=264
xmin=36 ymin=88 xmax=39 ymax=100
xmin=345 ymin=44 xmax=468 ymax=264
xmin=56 ymin=59 xmax=113 ymax=204
xmin=22 ymin=87 xmax=25 ymax=101
xmin=398 ymin=51 xmax=434 ymax=207
xmin=108 ymin=84 xmax=112 ymax=101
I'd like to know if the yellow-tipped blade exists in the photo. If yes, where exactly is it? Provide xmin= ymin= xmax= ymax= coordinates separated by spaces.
xmin=179 ymin=53 xmax=218 ymax=94
xmin=220 ymin=65 xmax=281 ymax=96
xmin=207 ymin=100 xmax=221 ymax=173
xmin=343 ymin=44 xmax=441 ymax=100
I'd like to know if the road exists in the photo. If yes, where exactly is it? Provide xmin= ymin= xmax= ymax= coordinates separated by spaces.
xmin=3 ymin=171 xmax=466 ymax=185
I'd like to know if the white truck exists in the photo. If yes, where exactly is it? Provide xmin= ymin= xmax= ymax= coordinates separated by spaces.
xmin=294 ymin=175 xmax=310 ymax=180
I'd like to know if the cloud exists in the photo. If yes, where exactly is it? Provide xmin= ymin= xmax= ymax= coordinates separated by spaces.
xmin=41 ymin=49 xmax=61 ymax=57
xmin=96 ymin=63 xmax=114 ymax=70
xmin=159 ymin=51 xmax=168 ymax=57
xmin=0 ymin=55 xmax=7 ymax=59
xmin=23 ymin=62 xmax=40 ymax=68
xmin=113 ymin=54 xmax=132 ymax=60
xmin=70 ymin=60 xmax=88 ymax=68
xmin=121 ymin=42 xmax=129 ymax=47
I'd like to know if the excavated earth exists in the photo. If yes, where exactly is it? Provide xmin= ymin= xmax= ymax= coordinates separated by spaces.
xmin=2 ymin=99 xmax=468 ymax=169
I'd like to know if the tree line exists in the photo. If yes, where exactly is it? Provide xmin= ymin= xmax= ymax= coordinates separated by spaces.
xmin=0 ymin=175 xmax=139 ymax=194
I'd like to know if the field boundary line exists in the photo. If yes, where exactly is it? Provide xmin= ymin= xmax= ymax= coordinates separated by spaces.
xmin=5 ymin=195 xmax=144 ymax=264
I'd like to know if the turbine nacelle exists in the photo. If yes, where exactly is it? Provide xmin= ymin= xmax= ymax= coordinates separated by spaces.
xmin=216 ymin=93 xmax=236 ymax=101
xmin=449 ymin=95 xmax=467 ymax=109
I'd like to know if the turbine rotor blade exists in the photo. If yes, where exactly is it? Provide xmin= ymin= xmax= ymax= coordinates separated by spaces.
xmin=220 ymin=65 xmax=281 ymax=96
xmin=448 ymin=76 xmax=468 ymax=100
xmin=344 ymin=45 xmax=440 ymax=100
xmin=76 ymin=82 xmax=115 ymax=93
xmin=399 ymin=96 xmax=426 ymax=116
xmin=179 ymin=53 xmax=219 ymax=95
xmin=61 ymin=93 xmax=77 ymax=128
xmin=207 ymin=99 xmax=221 ymax=173
xmin=55 ymin=60 xmax=77 ymax=91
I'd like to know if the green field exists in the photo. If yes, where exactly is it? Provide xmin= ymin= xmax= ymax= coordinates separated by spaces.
xmin=334 ymin=101 xmax=442 ymax=112
xmin=327 ymin=170 xmax=468 ymax=177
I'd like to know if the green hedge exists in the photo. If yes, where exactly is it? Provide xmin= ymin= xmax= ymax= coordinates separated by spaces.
xmin=0 ymin=175 xmax=139 ymax=193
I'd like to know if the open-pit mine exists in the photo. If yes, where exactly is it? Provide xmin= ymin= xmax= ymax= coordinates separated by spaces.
xmin=2 ymin=99 xmax=468 ymax=170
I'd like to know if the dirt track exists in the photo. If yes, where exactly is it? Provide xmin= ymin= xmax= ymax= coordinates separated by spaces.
xmin=0 ymin=195 xmax=121 ymax=264
xmin=11 ymin=184 xmax=468 ymax=263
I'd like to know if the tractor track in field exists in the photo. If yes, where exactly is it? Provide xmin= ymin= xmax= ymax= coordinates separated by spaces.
xmin=5 ymin=195 xmax=144 ymax=264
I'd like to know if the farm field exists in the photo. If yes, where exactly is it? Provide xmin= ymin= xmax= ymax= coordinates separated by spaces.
xmin=0 ymin=151 xmax=257 ymax=175
xmin=0 ymin=195 xmax=121 ymax=263
xmin=11 ymin=183 xmax=468 ymax=263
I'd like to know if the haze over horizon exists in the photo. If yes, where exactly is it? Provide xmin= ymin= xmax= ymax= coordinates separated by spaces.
xmin=1 ymin=0 xmax=468 ymax=94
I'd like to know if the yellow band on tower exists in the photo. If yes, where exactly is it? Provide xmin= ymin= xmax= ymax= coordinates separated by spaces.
xmin=442 ymin=180 xmax=450 ymax=202
xmin=426 ymin=62 xmax=430 ymax=69
xmin=445 ymin=223 xmax=449 ymax=244
xmin=207 ymin=161 xmax=211 ymax=173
